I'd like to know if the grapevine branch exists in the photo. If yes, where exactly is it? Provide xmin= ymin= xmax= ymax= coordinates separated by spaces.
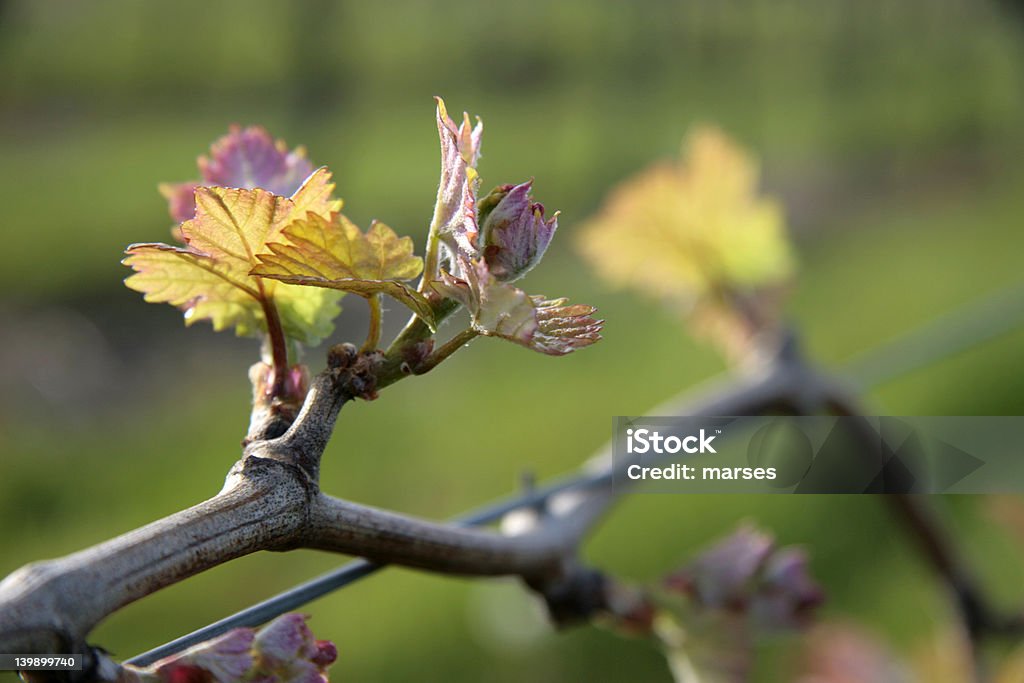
xmin=2 ymin=310 xmax=1023 ymax=680
xmin=0 ymin=330 xmax=822 ymax=679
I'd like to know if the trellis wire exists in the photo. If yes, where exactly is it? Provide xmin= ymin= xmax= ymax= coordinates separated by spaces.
xmin=126 ymin=280 xmax=1024 ymax=667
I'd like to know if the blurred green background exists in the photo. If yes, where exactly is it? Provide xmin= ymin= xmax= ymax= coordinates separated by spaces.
xmin=2 ymin=0 xmax=1024 ymax=680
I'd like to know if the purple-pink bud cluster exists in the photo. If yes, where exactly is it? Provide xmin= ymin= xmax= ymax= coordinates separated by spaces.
xmin=479 ymin=180 xmax=558 ymax=282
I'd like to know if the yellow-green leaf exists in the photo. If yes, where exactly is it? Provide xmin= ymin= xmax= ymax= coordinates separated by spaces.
xmin=252 ymin=212 xmax=434 ymax=329
xmin=578 ymin=126 xmax=794 ymax=305
xmin=124 ymin=177 xmax=343 ymax=344
xmin=123 ymin=243 xmax=264 ymax=335
xmin=274 ymin=282 xmax=344 ymax=345
xmin=284 ymin=167 xmax=343 ymax=229
xmin=184 ymin=186 xmax=291 ymax=270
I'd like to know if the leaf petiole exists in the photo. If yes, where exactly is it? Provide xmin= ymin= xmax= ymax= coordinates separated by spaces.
xmin=257 ymin=295 xmax=290 ymax=399
xmin=361 ymin=295 xmax=383 ymax=353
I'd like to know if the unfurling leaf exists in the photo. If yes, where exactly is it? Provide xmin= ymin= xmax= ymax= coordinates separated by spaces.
xmin=578 ymin=125 xmax=794 ymax=305
xmin=124 ymin=171 xmax=343 ymax=345
xmin=160 ymin=125 xmax=318 ymax=224
xmin=434 ymin=258 xmax=535 ymax=341
xmin=252 ymin=613 xmax=338 ymax=681
xmin=480 ymin=181 xmax=558 ymax=282
xmin=607 ymin=526 xmax=824 ymax=683
xmin=429 ymin=97 xmax=483 ymax=273
xmin=124 ymin=613 xmax=337 ymax=683
xmin=424 ymin=98 xmax=602 ymax=356
xmin=663 ymin=525 xmax=823 ymax=630
xmin=434 ymin=260 xmax=602 ymax=356
xmin=120 ymin=627 xmax=254 ymax=683
xmin=528 ymin=297 xmax=603 ymax=355
xmin=664 ymin=525 xmax=774 ymax=612
xmin=252 ymin=211 xmax=435 ymax=330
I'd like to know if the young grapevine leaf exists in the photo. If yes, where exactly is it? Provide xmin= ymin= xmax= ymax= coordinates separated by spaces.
xmin=160 ymin=125 xmax=318 ymax=224
xmin=427 ymin=99 xmax=603 ymax=355
xmin=431 ymin=97 xmax=483 ymax=266
xmin=434 ymin=258 xmax=536 ymax=342
xmin=125 ymin=613 xmax=337 ymax=683
xmin=662 ymin=525 xmax=823 ymax=630
xmin=124 ymin=170 xmax=343 ymax=344
xmin=435 ymin=260 xmax=601 ymax=356
xmin=250 ymin=613 xmax=337 ymax=683
xmin=598 ymin=526 xmax=823 ymax=683
xmin=578 ymin=125 xmax=794 ymax=304
xmin=528 ymin=297 xmax=603 ymax=355
xmin=252 ymin=211 xmax=435 ymax=330
xmin=286 ymin=167 xmax=343 ymax=227
xmin=122 ymin=243 xmax=265 ymax=336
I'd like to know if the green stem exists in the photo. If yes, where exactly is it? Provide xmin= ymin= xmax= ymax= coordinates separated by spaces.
xmin=361 ymin=295 xmax=383 ymax=353
xmin=421 ymin=229 xmax=442 ymax=293
xmin=414 ymin=328 xmax=480 ymax=375
xmin=387 ymin=297 xmax=461 ymax=355
xmin=420 ymin=189 xmax=446 ymax=292
xmin=374 ymin=297 xmax=462 ymax=391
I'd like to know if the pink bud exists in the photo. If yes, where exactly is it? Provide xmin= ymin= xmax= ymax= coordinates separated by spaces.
xmin=480 ymin=181 xmax=558 ymax=282
xmin=665 ymin=526 xmax=774 ymax=612
xmin=750 ymin=548 xmax=824 ymax=629
xmin=161 ymin=664 xmax=213 ymax=683
xmin=252 ymin=614 xmax=337 ymax=682
xmin=311 ymin=640 xmax=338 ymax=668
xmin=253 ymin=613 xmax=315 ymax=666
xmin=664 ymin=526 xmax=823 ymax=631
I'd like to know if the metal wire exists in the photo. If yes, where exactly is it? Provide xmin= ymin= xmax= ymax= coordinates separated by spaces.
xmin=126 ymin=280 xmax=1024 ymax=667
